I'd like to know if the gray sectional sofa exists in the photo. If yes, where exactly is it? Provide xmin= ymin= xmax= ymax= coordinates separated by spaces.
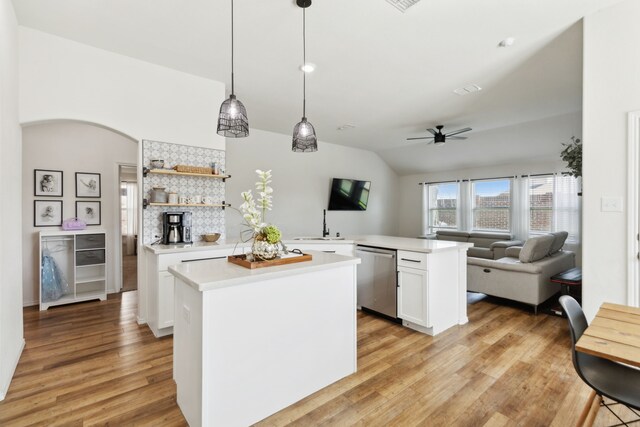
xmin=466 ymin=232 xmax=575 ymax=312
xmin=430 ymin=230 xmax=523 ymax=259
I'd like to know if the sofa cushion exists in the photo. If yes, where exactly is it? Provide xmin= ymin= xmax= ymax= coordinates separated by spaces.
xmin=468 ymin=237 xmax=497 ymax=249
xmin=467 ymin=247 xmax=494 ymax=259
xmin=469 ymin=232 xmax=513 ymax=240
xmin=549 ymin=231 xmax=569 ymax=254
xmin=519 ymin=235 xmax=555 ymax=263
xmin=468 ymin=232 xmax=514 ymax=249
xmin=435 ymin=230 xmax=470 ymax=242
xmin=504 ymin=246 xmax=522 ymax=258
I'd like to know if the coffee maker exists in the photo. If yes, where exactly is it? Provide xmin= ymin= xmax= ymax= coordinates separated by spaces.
xmin=162 ymin=212 xmax=192 ymax=244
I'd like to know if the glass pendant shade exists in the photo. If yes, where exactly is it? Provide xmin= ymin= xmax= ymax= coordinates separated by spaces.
xmin=217 ymin=94 xmax=249 ymax=137
xmin=292 ymin=117 xmax=317 ymax=152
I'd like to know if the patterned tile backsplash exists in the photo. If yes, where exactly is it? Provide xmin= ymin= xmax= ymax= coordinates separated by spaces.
xmin=142 ymin=140 xmax=226 ymax=244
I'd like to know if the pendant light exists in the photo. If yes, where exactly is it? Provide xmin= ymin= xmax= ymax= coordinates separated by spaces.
xmin=292 ymin=0 xmax=318 ymax=152
xmin=217 ymin=0 xmax=249 ymax=138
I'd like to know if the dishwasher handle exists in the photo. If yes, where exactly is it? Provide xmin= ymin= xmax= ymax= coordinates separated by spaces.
xmin=355 ymin=249 xmax=395 ymax=259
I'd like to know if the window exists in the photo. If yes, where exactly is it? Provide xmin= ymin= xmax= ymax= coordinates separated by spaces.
xmin=472 ymin=179 xmax=511 ymax=232
xmin=529 ymin=175 xmax=554 ymax=233
xmin=427 ymin=182 xmax=458 ymax=234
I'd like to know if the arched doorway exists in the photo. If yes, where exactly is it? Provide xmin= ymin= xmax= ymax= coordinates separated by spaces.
xmin=21 ymin=119 xmax=140 ymax=307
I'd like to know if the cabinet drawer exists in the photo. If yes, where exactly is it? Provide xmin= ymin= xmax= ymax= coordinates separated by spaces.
xmin=76 ymin=249 xmax=106 ymax=266
xmin=76 ymin=234 xmax=105 ymax=250
xmin=397 ymin=250 xmax=428 ymax=270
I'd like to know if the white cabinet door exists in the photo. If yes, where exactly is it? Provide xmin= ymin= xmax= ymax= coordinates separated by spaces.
xmin=397 ymin=266 xmax=429 ymax=327
xmin=158 ymin=271 xmax=175 ymax=328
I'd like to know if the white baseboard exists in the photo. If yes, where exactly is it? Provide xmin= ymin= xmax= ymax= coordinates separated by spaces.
xmin=137 ymin=316 xmax=147 ymax=325
xmin=0 ymin=338 xmax=25 ymax=401
xmin=23 ymin=300 xmax=38 ymax=307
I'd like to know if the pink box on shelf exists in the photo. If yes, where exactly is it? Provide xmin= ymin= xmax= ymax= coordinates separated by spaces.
xmin=62 ymin=218 xmax=87 ymax=231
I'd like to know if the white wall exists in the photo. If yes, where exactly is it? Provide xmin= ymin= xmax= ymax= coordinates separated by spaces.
xmin=225 ymin=129 xmax=399 ymax=240
xmin=22 ymin=121 xmax=138 ymax=306
xmin=582 ymin=0 xmax=640 ymax=319
xmin=19 ymin=27 xmax=225 ymax=149
xmin=0 ymin=0 xmax=24 ymax=401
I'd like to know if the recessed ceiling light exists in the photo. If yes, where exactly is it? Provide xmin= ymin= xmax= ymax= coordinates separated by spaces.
xmin=498 ymin=37 xmax=516 ymax=47
xmin=300 ymin=63 xmax=316 ymax=73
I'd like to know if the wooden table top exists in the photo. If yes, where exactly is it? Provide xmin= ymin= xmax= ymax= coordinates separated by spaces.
xmin=576 ymin=302 xmax=640 ymax=367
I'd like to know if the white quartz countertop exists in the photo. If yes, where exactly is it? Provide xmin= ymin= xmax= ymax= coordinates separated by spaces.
xmin=168 ymin=250 xmax=360 ymax=292
xmin=145 ymin=235 xmax=471 ymax=255
xmin=352 ymin=235 xmax=473 ymax=253
xmin=144 ymin=238 xmax=356 ymax=254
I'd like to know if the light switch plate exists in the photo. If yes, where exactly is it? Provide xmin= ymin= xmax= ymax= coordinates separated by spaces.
xmin=601 ymin=197 xmax=623 ymax=212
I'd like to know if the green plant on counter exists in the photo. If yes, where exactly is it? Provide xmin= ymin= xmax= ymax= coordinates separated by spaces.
xmin=560 ymin=136 xmax=582 ymax=178
xmin=261 ymin=225 xmax=282 ymax=244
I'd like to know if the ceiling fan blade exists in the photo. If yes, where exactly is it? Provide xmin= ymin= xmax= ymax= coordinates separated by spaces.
xmin=406 ymin=137 xmax=434 ymax=141
xmin=447 ymin=136 xmax=468 ymax=140
xmin=445 ymin=127 xmax=472 ymax=137
xmin=426 ymin=128 xmax=437 ymax=135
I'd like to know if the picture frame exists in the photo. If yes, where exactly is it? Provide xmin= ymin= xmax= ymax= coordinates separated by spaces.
xmin=34 ymin=169 xmax=63 ymax=197
xmin=76 ymin=201 xmax=101 ymax=225
xmin=75 ymin=172 xmax=101 ymax=198
xmin=34 ymin=200 xmax=63 ymax=227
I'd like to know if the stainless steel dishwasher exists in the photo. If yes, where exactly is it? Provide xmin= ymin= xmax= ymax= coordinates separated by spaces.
xmin=355 ymin=245 xmax=397 ymax=318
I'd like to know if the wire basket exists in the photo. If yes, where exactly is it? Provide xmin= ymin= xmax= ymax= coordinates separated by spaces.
xmin=173 ymin=165 xmax=213 ymax=175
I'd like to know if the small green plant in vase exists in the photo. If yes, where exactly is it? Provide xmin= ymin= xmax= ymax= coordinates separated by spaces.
xmin=238 ymin=169 xmax=287 ymax=261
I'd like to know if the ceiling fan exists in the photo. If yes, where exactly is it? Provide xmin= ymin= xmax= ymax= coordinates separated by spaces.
xmin=407 ymin=125 xmax=472 ymax=145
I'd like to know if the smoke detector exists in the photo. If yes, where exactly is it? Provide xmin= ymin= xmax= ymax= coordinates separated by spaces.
xmin=385 ymin=0 xmax=421 ymax=13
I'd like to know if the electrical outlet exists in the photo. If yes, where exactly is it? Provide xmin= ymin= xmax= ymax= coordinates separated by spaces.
xmin=182 ymin=305 xmax=191 ymax=324
xmin=601 ymin=197 xmax=623 ymax=212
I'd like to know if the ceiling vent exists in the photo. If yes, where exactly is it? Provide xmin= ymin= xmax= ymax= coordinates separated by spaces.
xmin=385 ymin=0 xmax=421 ymax=13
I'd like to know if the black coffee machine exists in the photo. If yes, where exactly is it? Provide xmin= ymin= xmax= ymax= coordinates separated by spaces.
xmin=162 ymin=212 xmax=192 ymax=244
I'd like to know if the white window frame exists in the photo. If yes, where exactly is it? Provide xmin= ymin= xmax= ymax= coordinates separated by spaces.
xmin=471 ymin=178 xmax=513 ymax=233
xmin=425 ymin=182 xmax=459 ymax=235
xmin=528 ymin=174 xmax=554 ymax=236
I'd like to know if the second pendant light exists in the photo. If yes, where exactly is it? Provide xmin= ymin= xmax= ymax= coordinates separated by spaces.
xmin=292 ymin=0 xmax=318 ymax=153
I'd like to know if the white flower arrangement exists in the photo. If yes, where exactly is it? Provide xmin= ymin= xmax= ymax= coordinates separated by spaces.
xmin=239 ymin=169 xmax=273 ymax=234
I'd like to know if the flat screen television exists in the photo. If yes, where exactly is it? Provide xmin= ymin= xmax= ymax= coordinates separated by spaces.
xmin=328 ymin=178 xmax=371 ymax=211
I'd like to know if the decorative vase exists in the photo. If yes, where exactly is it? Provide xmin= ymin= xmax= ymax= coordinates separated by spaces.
xmin=251 ymin=239 xmax=281 ymax=261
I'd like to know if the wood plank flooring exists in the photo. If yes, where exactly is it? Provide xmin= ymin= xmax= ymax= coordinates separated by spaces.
xmin=0 ymin=292 xmax=633 ymax=426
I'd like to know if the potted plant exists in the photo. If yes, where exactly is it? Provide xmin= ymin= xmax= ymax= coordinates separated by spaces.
xmin=560 ymin=136 xmax=582 ymax=195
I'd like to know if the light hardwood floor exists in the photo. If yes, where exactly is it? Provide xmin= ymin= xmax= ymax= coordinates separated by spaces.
xmin=0 ymin=292 xmax=633 ymax=426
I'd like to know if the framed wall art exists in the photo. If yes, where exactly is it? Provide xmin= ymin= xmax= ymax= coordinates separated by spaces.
xmin=34 ymin=169 xmax=63 ymax=197
xmin=34 ymin=200 xmax=63 ymax=227
xmin=76 ymin=201 xmax=101 ymax=225
xmin=76 ymin=172 xmax=101 ymax=198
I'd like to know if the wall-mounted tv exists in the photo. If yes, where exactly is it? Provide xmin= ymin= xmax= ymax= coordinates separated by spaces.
xmin=328 ymin=178 xmax=371 ymax=211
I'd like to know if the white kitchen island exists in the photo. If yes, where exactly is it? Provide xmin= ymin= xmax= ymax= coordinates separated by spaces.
xmin=168 ymin=251 xmax=360 ymax=427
